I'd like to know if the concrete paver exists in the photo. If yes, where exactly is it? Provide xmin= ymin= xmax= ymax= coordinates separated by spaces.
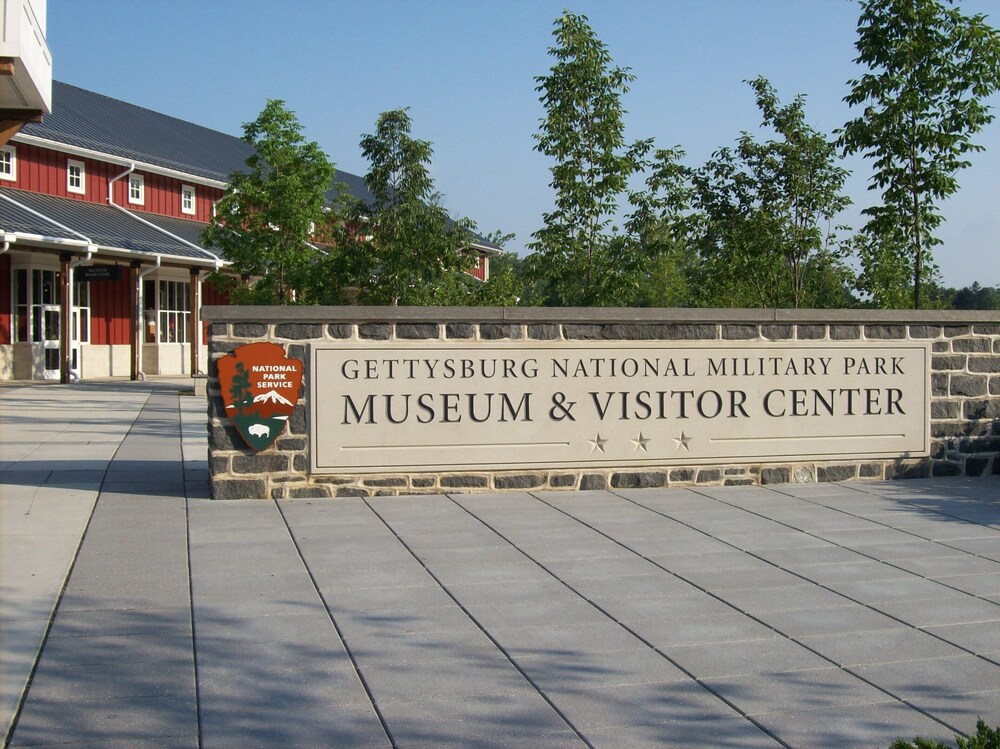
xmin=3 ymin=380 xmax=1000 ymax=748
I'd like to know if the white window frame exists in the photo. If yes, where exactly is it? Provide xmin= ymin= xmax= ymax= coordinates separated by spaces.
xmin=67 ymin=159 xmax=86 ymax=194
xmin=128 ymin=174 xmax=144 ymax=205
xmin=0 ymin=145 xmax=16 ymax=181
xmin=181 ymin=184 xmax=196 ymax=215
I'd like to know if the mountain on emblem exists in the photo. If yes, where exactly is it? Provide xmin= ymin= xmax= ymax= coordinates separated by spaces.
xmin=217 ymin=342 xmax=303 ymax=452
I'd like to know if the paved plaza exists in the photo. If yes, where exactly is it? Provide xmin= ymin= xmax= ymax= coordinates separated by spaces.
xmin=2 ymin=381 xmax=1000 ymax=748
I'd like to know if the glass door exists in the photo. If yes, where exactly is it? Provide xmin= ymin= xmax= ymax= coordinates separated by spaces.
xmin=32 ymin=270 xmax=61 ymax=379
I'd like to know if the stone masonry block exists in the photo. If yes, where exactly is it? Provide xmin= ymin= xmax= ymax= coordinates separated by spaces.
xmin=966 ymin=457 xmax=989 ymax=476
xmin=761 ymin=325 xmax=793 ymax=340
xmin=932 ymin=462 xmax=962 ymax=477
xmin=610 ymin=472 xmax=666 ymax=489
xmin=359 ymin=323 xmax=392 ymax=340
xmin=760 ymin=467 xmax=790 ymax=485
xmin=908 ymin=325 xmax=942 ymax=339
xmin=479 ymin=324 xmax=522 ymax=340
xmin=931 ymin=400 xmax=961 ymax=419
xmin=213 ymin=478 xmax=267 ymax=500
xmin=364 ymin=477 xmax=408 ymax=487
xmin=669 ymin=469 xmax=695 ymax=483
xmin=397 ymin=323 xmax=440 ymax=339
xmin=953 ymin=338 xmax=992 ymax=353
xmin=859 ymin=463 xmax=883 ymax=479
xmin=968 ymin=357 xmax=1000 ymax=374
xmin=830 ymin=325 xmax=860 ymax=340
xmin=233 ymin=454 xmax=290 ymax=474
xmin=722 ymin=325 xmax=758 ymax=340
xmin=931 ymin=374 xmax=949 ymax=397
xmin=696 ymin=469 xmax=721 ymax=484
xmin=441 ymin=474 xmax=489 ymax=488
xmin=580 ymin=473 xmax=608 ymax=490
xmin=964 ymin=399 xmax=1000 ymax=421
xmin=233 ymin=323 xmax=268 ymax=338
xmin=942 ymin=326 xmax=972 ymax=338
xmin=445 ymin=323 xmax=475 ymax=339
xmin=796 ymin=325 xmax=826 ymax=340
xmin=950 ymin=375 xmax=988 ymax=397
xmin=274 ymin=323 xmax=322 ymax=340
xmin=549 ymin=474 xmax=577 ymax=488
xmin=864 ymin=325 xmax=906 ymax=339
xmin=528 ymin=324 xmax=560 ymax=340
xmin=562 ymin=324 xmax=604 ymax=340
xmin=327 ymin=323 xmax=353 ymax=339
xmin=290 ymin=486 xmax=333 ymax=498
xmin=817 ymin=464 xmax=857 ymax=482
xmin=494 ymin=474 xmax=546 ymax=490
xmin=932 ymin=355 xmax=966 ymax=371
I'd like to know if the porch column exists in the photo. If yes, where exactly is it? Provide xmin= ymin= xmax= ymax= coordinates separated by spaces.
xmin=60 ymin=252 xmax=72 ymax=384
xmin=130 ymin=260 xmax=141 ymax=381
xmin=189 ymin=268 xmax=201 ymax=375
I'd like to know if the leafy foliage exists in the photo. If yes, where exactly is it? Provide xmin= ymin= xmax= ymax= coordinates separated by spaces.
xmin=203 ymin=100 xmax=337 ymax=304
xmin=839 ymin=0 xmax=1000 ymax=308
xmin=691 ymin=78 xmax=852 ymax=308
xmin=889 ymin=718 xmax=1000 ymax=749
xmin=318 ymin=109 xmax=478 ymax=306
xmin=527 ymin=11 xmax=666 ymax=307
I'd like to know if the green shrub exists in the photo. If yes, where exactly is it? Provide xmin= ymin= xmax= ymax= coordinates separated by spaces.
xmin=890 ymin=719 xmax=1000 ymax=749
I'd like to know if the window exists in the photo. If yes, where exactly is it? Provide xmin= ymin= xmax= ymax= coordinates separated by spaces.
xmin=0 ymin=145 xmax=16 ymax=181
xmin=143 ymin=279 xmax=190 ymax=343
xmin=128 ymin=174 xmax=144 ymax=205
xmin=74 ymin=279 xmax=90 ymax=343
xmin=181 ymin=185 xmax=196 ymax=215
xmin=67 ymin=159 xmax=86 ymax=194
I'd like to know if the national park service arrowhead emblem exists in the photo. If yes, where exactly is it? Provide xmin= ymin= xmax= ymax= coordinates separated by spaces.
xmin=218 ymin=342 xmax=303 ymax=452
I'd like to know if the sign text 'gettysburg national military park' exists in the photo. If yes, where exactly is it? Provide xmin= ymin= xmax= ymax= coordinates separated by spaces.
xmin=310 ymin=342 xmax=930 ymax=474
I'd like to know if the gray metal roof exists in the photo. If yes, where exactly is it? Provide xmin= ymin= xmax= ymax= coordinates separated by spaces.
xmin=0 ymin=189 xmax=223 ymax=262
xmin=20 ymin=82 xmax=375 ymax=205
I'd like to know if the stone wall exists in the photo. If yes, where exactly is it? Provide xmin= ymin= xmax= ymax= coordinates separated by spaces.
xmin=203 ymin=307 xmax=1000 ymax=499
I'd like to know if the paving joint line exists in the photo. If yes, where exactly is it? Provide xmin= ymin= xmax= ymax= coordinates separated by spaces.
xmin=363 ymin=495 xmax=597 ymax=749
xmin=680 ymin=486 xmax=1000 ymax=631
xmin=444 ymin=492 xmax=794 ymax=749
xmin=273 ymin=498 xmax=398 ymax=749
xmin=2 ymin=390 xmax=154 ymax=749
xmin=601 ymin=487 xmax=978 ymax=737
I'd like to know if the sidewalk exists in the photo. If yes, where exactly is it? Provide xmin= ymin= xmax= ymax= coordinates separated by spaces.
xmin=2 ymin=381 xmax=1000 ymax=748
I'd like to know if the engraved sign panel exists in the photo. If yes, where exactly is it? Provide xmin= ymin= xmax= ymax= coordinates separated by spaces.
xmin=310 ymin=342 xmax=929 ymax=474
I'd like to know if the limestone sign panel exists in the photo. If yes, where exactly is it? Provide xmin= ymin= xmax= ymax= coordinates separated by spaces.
xmin=309 ymin=342 xmax=930 ymax=474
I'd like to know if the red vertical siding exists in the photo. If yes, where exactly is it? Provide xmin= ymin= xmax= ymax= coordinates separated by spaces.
xmin=89 ymin=271 xmax=132 ymax=346
xmin=201 ymin=280 xmax=229 ymax=345
xmin=0 ymin=253 xmax=11 ymax=346
xmin=10 ymin=144 xmax=223 ymax=222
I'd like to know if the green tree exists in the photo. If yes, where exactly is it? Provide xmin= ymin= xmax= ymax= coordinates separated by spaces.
xmin=203 ymin=100 xmax=338 ymax=304
xmin=692 ymin=78 xmax=852 ymax=308
xmin=321 ymin=109 xmax=477 ymax=306
xmin=527 ymin=11 xmax=656 ymax=306
xmin=839 ymin=0 xmax=1000 ymax=309
xmin=229 ymin=361 xmax=252 ymax=417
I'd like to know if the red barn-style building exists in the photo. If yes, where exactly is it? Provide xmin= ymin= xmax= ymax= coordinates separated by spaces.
xmin=0 ymin=82 xmax=497 ymax=381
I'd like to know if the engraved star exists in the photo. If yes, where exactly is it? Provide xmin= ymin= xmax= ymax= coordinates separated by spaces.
xmin=673 ymin=432 xmax=691 ymax=451
xmin=588 ymin=434 xmax=608 ymax=453
xmin=632 ymin=433 xmax=651 ymax=452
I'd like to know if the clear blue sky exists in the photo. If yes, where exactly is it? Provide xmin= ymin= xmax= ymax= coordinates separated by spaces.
xmin=50 ymin=0 xmax=999 ymax=289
